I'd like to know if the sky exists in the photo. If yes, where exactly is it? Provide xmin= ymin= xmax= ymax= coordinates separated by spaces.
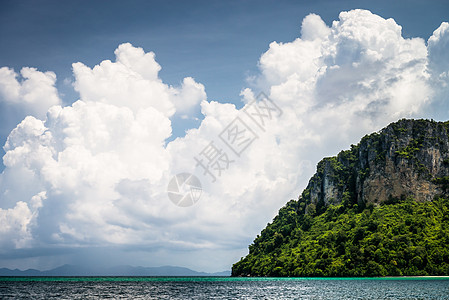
xmin=0 ymin=0 xmax=448 ymax=272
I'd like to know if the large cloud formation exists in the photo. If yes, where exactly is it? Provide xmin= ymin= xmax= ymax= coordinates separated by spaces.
xmin=0 ymin=10 xmax=449 ymax=271
xmin=0 ymin=67 xmax=61 ymax=140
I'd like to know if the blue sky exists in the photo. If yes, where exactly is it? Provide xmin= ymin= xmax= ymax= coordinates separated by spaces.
xmin=0 ymin=0 xmax=448 ymax=272
xmin=1 ymin=0 xmax=448 ymax=140
xmin=1 ymin=0 xmax=447 ymax=99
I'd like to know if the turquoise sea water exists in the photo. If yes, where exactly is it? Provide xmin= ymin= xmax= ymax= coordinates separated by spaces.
xmin=1 ymin=276 xmax=449 ymax=282
xmin=1 ymin=276 xmax=449 ymax=299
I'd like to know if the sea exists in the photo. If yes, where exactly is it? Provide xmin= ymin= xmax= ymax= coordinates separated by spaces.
xmin=1 ymin=277 xmax=449 ymax=299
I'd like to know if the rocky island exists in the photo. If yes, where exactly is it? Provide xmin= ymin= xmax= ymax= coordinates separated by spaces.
xmin=232 ymin=119 xmax=449 ymax=276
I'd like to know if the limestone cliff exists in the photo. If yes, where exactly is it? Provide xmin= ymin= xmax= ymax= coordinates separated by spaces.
xmin=303 ymin=119 xmax=449 ymax=213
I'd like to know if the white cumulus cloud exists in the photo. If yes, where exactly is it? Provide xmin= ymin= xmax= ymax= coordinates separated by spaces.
xmin=73 ymin=42 xmax=206 ymax=117
xmin=0 ymin=67 xmax=61 ymax=140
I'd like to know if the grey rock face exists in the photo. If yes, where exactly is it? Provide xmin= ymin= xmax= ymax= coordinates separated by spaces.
xmin=302 ymin=119 xmax=449 ymax=210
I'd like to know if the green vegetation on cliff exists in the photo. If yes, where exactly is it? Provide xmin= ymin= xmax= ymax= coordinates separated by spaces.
xmin=232 ymin=119 xmax=449 ymax=277
xmin=232 ymin=196 xmax=449 ymax=276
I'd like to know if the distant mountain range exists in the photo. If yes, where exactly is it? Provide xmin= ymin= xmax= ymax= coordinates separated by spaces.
xmin=0 ymin=264 xmax=230 ymax=277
